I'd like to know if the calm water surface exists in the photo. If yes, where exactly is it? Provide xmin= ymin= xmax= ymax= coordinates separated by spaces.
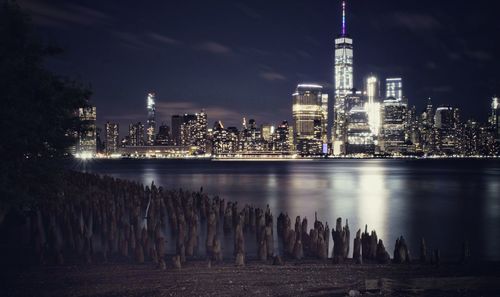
xmin=76 ymin=159 xmax=500 ymax=261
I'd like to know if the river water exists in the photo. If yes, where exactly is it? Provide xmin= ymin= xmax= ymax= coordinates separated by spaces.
xmin=76 ymin=158 xmax=500 ymax=261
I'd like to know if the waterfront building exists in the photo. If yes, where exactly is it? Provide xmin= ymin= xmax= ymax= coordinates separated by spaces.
xmin=105 ymin=121 xmax=119 ymax=154
xmin=128 ymin=122 xmax=145 ymax=146
xmin=171 ymin=115 xmax=183 ymax=146
xmin=345 ymin=106 xmax=375 ymax=155
xmin=76 ymin=106 xmax=97 ymax=157
xmin=321 ymin=94 xmax=329 ymax=145
xmin=366 ymin=75 xmax=381 ymax=104
xmin=462 ymin=119 xmax=498 ymax=156
xmin=434 ymin=106 xmax=460 ymax=155
xmin=292 ymin=84 xmax=326 ymax=155
xmin=385 ymin=78 xmax=403 ymax=101
xmin=146 ymin=93 xmax=156 ymax=146
xmin=418 ymin=98 xmax=435 ymax=154
xmin=96 ymin=127 xmax=105 ymax=154
xmin=490 ymin=96 xmax=499 ymax=142
xmin=274 ymin=121 xmax=292 ymax=152
xmin=155 ymin=124 xmax=170 ymax=146
xmin=180 ymin=111 xmax=208 ymax=154
xmin=365 ymin=75 xmax=382 ymax=137
xmin=406 ymin=105 xmax=419 ymax=151
xmin=240 ymin=118 xmax=264 ymax=152
xmin=380 ymin=98 xmax=408 ymax=154
xmin=261 ymin=123 xmax=274 ymax=143
xmin=212 ymin=121 xmax=234 ymax=156
xmin=333 ymin=1 xmax=354 ymax=155
xmin=181 ymin=114 xmax=196 ymax=146
xmin=227 ymin=126 xmax=240 ymax=154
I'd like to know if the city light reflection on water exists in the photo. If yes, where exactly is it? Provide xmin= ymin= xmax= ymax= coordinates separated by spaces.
xmin=81 ymin=159 xmax=500 ymax=260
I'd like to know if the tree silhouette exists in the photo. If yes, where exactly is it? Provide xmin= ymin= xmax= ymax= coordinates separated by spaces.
xmin=0 ymin=1 xmax=91 ymax=220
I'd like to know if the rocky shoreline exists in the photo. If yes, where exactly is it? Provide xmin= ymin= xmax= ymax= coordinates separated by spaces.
xmin=2 ymin=260 xmax=500 ymax=296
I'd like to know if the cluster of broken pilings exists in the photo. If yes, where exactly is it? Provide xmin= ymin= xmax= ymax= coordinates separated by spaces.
xmin=277 ymin=212 xmax=331 ymax=261
xmin=13 ymin=171 xmax=472 ymax=268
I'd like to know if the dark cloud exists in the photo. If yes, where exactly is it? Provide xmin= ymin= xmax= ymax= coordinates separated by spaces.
xmin=240 ymin=48 xmax=272 ymax=57
xmin=197 ymin=41 xmax=232 ymax=55
xmin=112 ymin=31 xmax=155 ymax=51
xmin=147 ymin=32 xmax=182 ymax=46
xmin=296 ymin=50 xmax=312 ymax=59
xmin=260 ymin=71 xmax=287 ymax=82
xmin=18 ymin=0 xmax=112 ymax=28
xmin=465 ymin=50 xmax=493 ymax=62
xmin=393 ymin=12 xmax=441 ymax=32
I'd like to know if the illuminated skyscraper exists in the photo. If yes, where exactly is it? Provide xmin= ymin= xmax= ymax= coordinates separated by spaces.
xmin=333 ymin=0 xmax=354 ymax=155
xmin=105 ymin=121 xmax=119 ymax=154
xmin=261 ymin=123 xmax=274 ymax=143
xmin=418 ymin=98 xmax=435 ymax=154
xmin=346 ymin=106 xmax=375 ymax=155
xmin=129 ymin=122 xmax=145 ymax=146
xmin=292 ymin=84 xmax=326 ymax=155
xmin=76 ymin=106 xmax=97 ymax=157
xmin=490 ymin=96 xmax=499 ymax=142
xmin=385 ymin=78 xmax=403 ymax=101
xmin=380 ymin=98 xmax=407 ymax=154
xmin=321 ymin=94 xmax=329 ymax=144
xmin=365 ymin=75 xmax=380 ymax=104
xmin=379 ymin=78 xmax=407 ymax=154
xmin=212 ymin=121 xmax=237 ymax=155
xmin=365 ymin=75 xmax=382 ymax=137
xmin=146 ymin=93 xmax=156 ymax=146
xmin=274 ymin=121 xmax=292 ymax=152
xmin=180 ymin=111 xmax=208 ymax=154
xmin=434 ymin=106 xmax=460 ymax=155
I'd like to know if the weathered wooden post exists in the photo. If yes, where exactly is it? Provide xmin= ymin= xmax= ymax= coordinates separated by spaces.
xmin=353 ymin=229 xmax=362 ymax=264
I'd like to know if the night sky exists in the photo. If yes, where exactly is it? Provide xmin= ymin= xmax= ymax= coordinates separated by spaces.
xmin=18 ymin=0 xmax=500 ymax=135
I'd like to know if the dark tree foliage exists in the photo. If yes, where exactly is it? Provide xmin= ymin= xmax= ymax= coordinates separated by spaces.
xmin=0 ymin=1 xmax=91 ymax=214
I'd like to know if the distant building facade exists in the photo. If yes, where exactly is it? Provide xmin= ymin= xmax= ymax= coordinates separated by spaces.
xmin=128 ymin=122 xmax=145 ymax=146
xmin=292 ymin=84 xmax=327 ymax=155
xmin=155 ymin=124 xmax=171 ymax=146
xmin=146 ymin=93 xmax=156 ymax=146
xmin=490 ymin=96 xmax=499 ymax=142
xmin=76 ymin=106 xmax=97 ymax=156
xmin=346 ymin=106 xmax=375 ymax=154
xmin=180 ymin=111 xmax=208 ymax=154
xmin=380 ymin=98 xmax=407 ymax=154
xmin=105 ymin=121 xmax=119 ymax=154
xmin=434 ymin=106 xmax=460 ymax=155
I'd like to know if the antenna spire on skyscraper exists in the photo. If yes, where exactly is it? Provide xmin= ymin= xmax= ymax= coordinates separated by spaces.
xmin=342 ymin=0 xmax=347 ymax=36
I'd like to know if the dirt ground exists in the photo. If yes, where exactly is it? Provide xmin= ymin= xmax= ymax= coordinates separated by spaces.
xmin=2 ymin=260 xmax=500 ymax=297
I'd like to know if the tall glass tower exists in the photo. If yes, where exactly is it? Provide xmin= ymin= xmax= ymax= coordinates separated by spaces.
xmin=333 ymin=0 xmax=354 ymax=155
xmin=146 ymin=92 xmax=156 ymax=145
xmin=292 ymin=84 xmax=325 ymax=155
xmin=491 ymin=96 xmax=499 ymax=142
xmin=386 ymin=78 xmax=403 ymax=101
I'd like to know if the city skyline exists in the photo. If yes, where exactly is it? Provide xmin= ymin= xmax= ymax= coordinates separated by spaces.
xmin=18 ymin=0 xmax=500 ymax=131
xmin=67 ymin=0 xmax=499 ymax=158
